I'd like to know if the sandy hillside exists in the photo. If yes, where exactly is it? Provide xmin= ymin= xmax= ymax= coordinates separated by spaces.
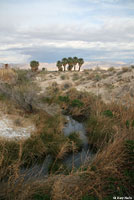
xmin=36 ymin=66 xmax=134 ymax=104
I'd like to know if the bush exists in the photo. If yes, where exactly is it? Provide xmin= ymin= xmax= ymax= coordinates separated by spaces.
xmin=0 ymin=82 xmax=39 ymax=113
xmin=60 ymin=75 xmax=66 ymax=80
xmin=11 ymin=84 xmax=39 ymax=112
xmin=94 ymin=74 xmax=101 ymax=81
xmin=61 ymin=81 xmax=72 ymax=90
xmin=58 ymin=95 xmax=70 ymax=103
xmin=71 ymin=99 xmax=84 ymax=107
xmin=122 ymin=67 xmax=131 ymax=73
xmin=0 ymin=68 xmax=17 ymax=84
xmin=130 ymin=65 xmax=134 ymax=69
xmin=15 ymin=69 xmax=33 ymax=84
xmin=108 ymin=67 xmax=115 ymax=72
xmin=72 ymin=73 xmax=79 ymax=81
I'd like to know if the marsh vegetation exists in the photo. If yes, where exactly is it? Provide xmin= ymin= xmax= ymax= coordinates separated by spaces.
xmin=0 ymin=67 xmax=133 ymax=200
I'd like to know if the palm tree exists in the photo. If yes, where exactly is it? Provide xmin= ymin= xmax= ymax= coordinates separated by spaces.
xmin=67 ymin=57 xmax=73 ymax=71
xmin=56 ymin=60 xmax=63 ymax=71
xmin=78 ymin=58 xmax=84 ymax=71
xmin=30 ymin=60 xmax=39 ymax=72
xmin=62 ymin=58 xmax=68 ymax=71
xmin=73 ymin=57 xmax=78 ymax=71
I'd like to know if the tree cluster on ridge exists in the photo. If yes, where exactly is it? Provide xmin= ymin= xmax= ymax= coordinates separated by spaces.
xmin=56 ymin=57 xmax=84 ymax=71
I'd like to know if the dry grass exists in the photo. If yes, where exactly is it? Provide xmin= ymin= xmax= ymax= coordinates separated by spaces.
xmin=0 ymin=68 xmax=17 ymax=84
xmin=0 ymin=70 xmax=133 ymax=199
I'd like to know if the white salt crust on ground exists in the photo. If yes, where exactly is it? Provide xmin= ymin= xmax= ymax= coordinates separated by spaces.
xmin=0 ymin=116 xmax=35 ymax=140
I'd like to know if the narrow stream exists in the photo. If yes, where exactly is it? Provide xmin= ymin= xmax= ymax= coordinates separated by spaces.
xmin=19 ymin=116 xmax=94 ymax=181
xmin=63 ymin=116 xmax=94 ymax=169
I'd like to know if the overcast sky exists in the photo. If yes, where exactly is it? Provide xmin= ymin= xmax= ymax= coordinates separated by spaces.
xmin=0 ymin=0 xmax=134 ymax=63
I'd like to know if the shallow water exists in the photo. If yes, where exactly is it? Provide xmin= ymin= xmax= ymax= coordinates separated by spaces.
xmin=19 ymin=155 xmax=53 ymax=182
xmin=63 ymin=116 xmax=88 ymax=146
xmin=19 ymin=116 xmax=94 ymax=180
xmin=63 ymin=116 xmax=94 ymax=169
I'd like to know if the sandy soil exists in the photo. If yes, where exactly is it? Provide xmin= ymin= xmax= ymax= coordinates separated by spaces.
xmin=0 ymin=113 xmax=35 ymax=140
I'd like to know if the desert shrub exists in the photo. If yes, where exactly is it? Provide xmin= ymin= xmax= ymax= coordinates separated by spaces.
xmin=15 ymin=69 xmax=33 ymax=84
xmin=0 ymin=68 xmax=17 ymax=84
xmin=94 ymin=74 xmax=101 ymax=81
xmin=61 ymin=81 xmax=72 ymax=90
xmin=130 ymin=65 xmax=134 ymax=69
xmin=122 ymin=67 xmax=131 ymax=73
xmin=11 ymin=84 xmax=39 ymax=113
xmin=0 ymin=68 xmax=40 ymax=113
xmin=0 ymin=83 xmax=13 ymax=100
xmin=72 ymin=73 xmax=80 ymax=81
xmin=108 ymin=67 xmax=115 ymax=71
xmin=0 ymin=82 xmax=39 ymax=113
xmin=60 ymin=74 xmax=69 ymax=80
xmin=47 ymin=81 xmax=60 ymax=95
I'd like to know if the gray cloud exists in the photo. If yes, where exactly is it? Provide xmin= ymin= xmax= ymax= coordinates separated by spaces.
xmin=0 ymin=0 xmax=134 ymax=63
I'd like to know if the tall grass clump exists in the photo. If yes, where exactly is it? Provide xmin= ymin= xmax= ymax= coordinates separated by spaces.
xmin=0 ymin=82 xmax=39 ymax=113
xmin=0 ymin=68 xmax=17 ymax=83
xmin=0 ymin=69 xmax=40 ymax=113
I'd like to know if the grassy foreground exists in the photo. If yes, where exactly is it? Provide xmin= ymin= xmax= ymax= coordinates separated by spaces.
xmin=0 ymin=69 xmax=133 ymax=200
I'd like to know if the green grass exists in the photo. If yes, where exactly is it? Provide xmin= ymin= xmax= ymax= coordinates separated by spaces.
xmin=102 ymin=110 xmax=113 ymax=118
xmin=33 ymin=193 xmax=51 ymax=200
xmin=71 ymin=99 xmax=84 ymax=107
xmin=58 ymin=95 xmax=70 ymax=103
